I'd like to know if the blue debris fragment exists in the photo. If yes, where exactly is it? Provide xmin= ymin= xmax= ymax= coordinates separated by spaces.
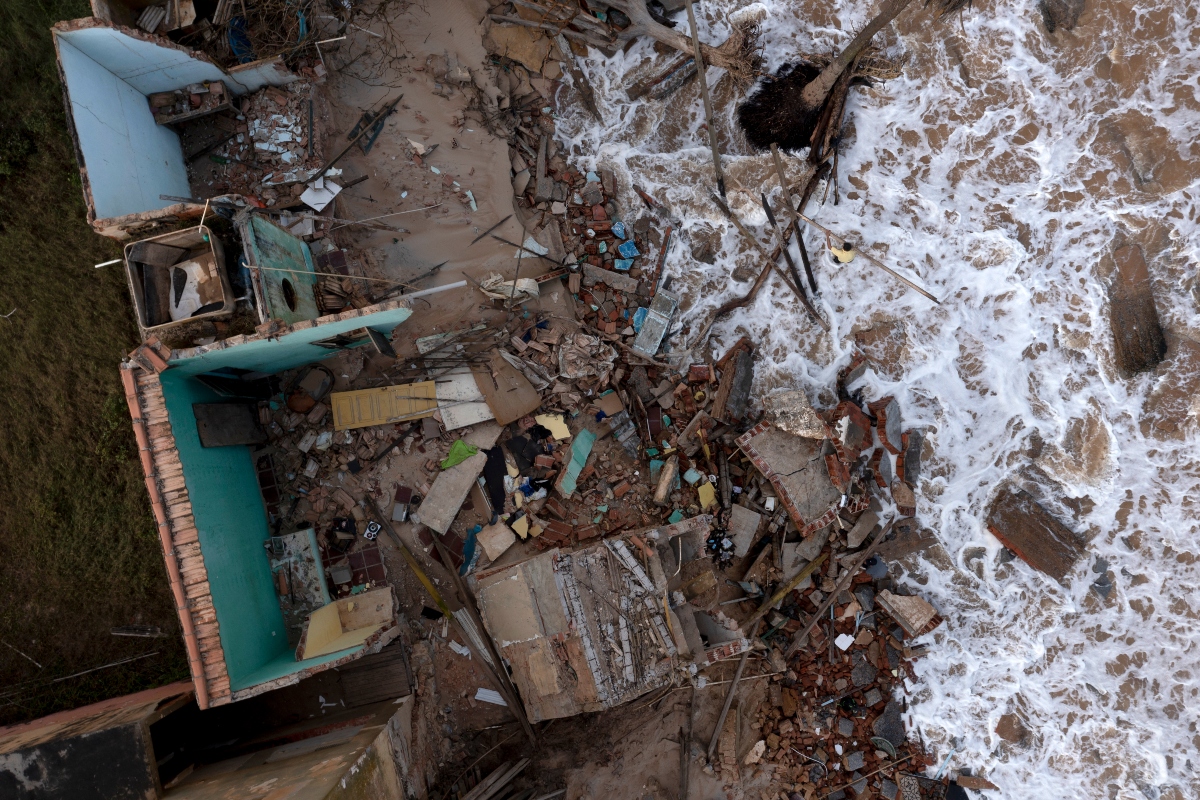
xmin=617 ymin=240 xmax=640 ymax=258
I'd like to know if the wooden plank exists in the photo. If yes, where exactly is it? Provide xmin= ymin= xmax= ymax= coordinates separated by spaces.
xmin=330 ymin=381 xmax=439 ymax=430
xmin=471 ymin=350 xmax=541 ymax=425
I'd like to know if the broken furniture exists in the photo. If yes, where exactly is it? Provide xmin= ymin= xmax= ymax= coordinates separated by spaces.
xmin=239 ymin=213 xmax=322 ymax=325
xmin=149 ymin=80 xmax=233 ymax=126
xmin=123 ymin=225 xmax=234 ymax=339
xmin=192 ymin=402 xmax=267 ymax=447
xmin=296 ymin=588 xmax=397 ymax=660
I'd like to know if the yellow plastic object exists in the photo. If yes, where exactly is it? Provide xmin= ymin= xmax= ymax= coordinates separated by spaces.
xmin=512 ymin=515 xmax=530 ymax=539
xmin=830 ymin=244 xmax=856 ymax=263
xmin=535 ymin=413 xmax=571 ymax=441
xmin=330 ymin=381 xmax=438 ymax=430
xmin=697 ymin=482 xmax=716 ymax=510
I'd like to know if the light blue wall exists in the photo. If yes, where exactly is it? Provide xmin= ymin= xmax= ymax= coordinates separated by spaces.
xmin=57 ymin=38 xmax=190 ymax=220
xmin=171 ymin=306 xmax=413 ymax=377
xmin=158 ymin=306 xmax=412 ymax=692
xmin=54 ymin=25 xmax=302 ymax=221
xmin=160 ymin=371 xmax=376 ymax=692
xmin=58 ymin=26 xmax=231 ymax=95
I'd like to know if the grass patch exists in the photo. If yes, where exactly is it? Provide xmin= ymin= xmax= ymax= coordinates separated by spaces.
xmin=0 ymin=0 xmax=188 ymax=725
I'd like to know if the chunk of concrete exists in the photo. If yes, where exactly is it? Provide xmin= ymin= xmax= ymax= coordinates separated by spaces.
xmin=847 ymin=510 xmax=879 ymax=549
xmin=728 ymin=503 xmax=763 ymax=557
xmin=986 ymin=486 xmax=1085 ymax=582
xmin=765 ymin=388 xmax=827 ymax=439
xmin=418 ymin=422 xmax=503 ymax=534
xmin=736 ymin=424 xmax=841 ymax=534
xmin=876 ymin=590 xmax=942 ymax=638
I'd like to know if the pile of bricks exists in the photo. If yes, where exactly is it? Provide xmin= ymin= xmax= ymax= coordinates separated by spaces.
xmin=189 ymin=83 xmax=322 ymax=204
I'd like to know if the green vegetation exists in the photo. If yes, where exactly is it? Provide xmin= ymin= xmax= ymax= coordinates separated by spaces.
xmin=0 ymin=0 xmax=188 ymax=725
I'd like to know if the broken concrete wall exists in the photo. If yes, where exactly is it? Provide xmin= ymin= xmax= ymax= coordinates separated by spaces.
xmin=52 ymin=18 xmax=301 ymax=236
xmin=164 ymin=702 xmax=414 ymax=800
xmin=166 ymin=302 xmax=414 ymax=377
xmin=54 ymin=30 xmax=192 ymax=220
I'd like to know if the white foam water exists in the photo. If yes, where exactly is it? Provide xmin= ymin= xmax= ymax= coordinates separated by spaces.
xmin=555 ymin=1 xmax=1200 ymax=796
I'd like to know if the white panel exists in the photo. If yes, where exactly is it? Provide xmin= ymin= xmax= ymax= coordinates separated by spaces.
xmin=57 ymin=39 xmax=189 ymax=220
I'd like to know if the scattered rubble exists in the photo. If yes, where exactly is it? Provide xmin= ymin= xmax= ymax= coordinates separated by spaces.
xmin=63 ymin=0 xmax=1082 ymax=796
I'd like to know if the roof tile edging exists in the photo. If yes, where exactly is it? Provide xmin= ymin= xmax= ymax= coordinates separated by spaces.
xmin=121 ymin=363 xmax=231 ymax=707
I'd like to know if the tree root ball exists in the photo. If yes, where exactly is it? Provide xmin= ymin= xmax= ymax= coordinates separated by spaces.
xmin=735 ymin=62 xmax=824 ymax=152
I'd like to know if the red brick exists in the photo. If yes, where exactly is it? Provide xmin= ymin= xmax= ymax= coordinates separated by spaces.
xmin=543 ymin=497 xmax=568 ymax=520
xmin=613 ymin=480 xmax=631 ymax=498
xmin=592 ymin=205 xmax=607 ymax=220
xmin=535 ymin=454 xmax=555 ymax=468
xmin=576 ymin=524 xmax=601 ymax=540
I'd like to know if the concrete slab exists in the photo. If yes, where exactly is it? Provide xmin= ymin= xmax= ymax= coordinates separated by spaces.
xmin=418 ymin=422 xmax=503 ymax=534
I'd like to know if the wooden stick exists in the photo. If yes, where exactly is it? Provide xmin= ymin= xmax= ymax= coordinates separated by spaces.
xmin=793 ymin=212 xmax=941 ymax=304
xmin=785 ymin=520 xmax=894 ymax=657
xmin=706 ymin=619 xmax=760 ymax=762
xmin=760 ymin=193 xmax=827 ymax=328
xmin=470 ymin=214 xmax=513 ymax=246
xmin=820 ymin=754 xmax=914 ymax=799
xmin=684 ymin=0 xmax=725 ymax=198
xmin=555 ymin=32 xmax=602 ymax=122
xmin=316 ymin=94 xmax=402 ymax=182
xmin=430 ymin=537 xmax=537 ymax=745
xmin=742 ymin=552 xmax=828 ymax=630
xmin=770 ymin=144 xmax=818 ymax=293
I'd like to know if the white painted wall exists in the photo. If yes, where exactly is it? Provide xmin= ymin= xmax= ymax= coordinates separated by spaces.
xmin=57 ymin=38 xmax=190 ymax=220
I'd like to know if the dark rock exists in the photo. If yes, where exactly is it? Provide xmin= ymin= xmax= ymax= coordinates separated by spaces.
xmin=881 ymin=778 xmax=899 ymax=800
xmin=581 ymin=181 xmax=603 ymax=206
xmin=1109 ymin=245 xmax=1166 ymax=377
xmin=838 ymin=717 xmax=855 ymax=737
xmin=843 ymin=751 xmax=864 ymax=771
xmin=851 ymin=658 xmax=877 ymax=688
xmin=1037 ymin=0 xmax=1084 ymax=33
xmin=854 ymin=586 xmax=875 ymax=612
xmin=986 ymin=486 xmax=1085 ymax=582
xmin=903 ymin=429 xmax=923 ymax=484
xmin=726 ymin=349 xmax=754 ymax=419
xmin=872 ymin=700 xmax=905 ymax=747
xmin=864 ymin=556 xmax=889 ymax=580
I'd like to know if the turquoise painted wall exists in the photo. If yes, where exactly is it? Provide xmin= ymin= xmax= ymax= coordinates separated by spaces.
xmin=172 ymin=305 xmax=412 ymax=378
xmin=244 ymin=216 xmax=321 ymax=325
xmin=159 ymin=310 xmax=416 ymax=690
xmin=159 ymin=371 xmax=288 ymax=691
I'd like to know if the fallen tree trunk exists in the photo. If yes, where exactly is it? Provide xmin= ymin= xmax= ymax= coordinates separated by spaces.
xmin=605 ymin=0 xmax=761 ymax=85
xmin=800 ymin=0 xmax=915 ymax=108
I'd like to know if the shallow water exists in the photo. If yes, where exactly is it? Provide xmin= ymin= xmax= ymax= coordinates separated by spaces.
xmin=556 ymin=1 xmax=1200 ymax=796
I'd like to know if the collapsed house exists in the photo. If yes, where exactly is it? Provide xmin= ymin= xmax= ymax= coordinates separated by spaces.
xmin=51 ymin=12 xmax=312 ymax=240
xmin=38 ymin=0 xmax=1014 ymax=796
xmin=0 ymin=672 xmax=421 ymax=800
